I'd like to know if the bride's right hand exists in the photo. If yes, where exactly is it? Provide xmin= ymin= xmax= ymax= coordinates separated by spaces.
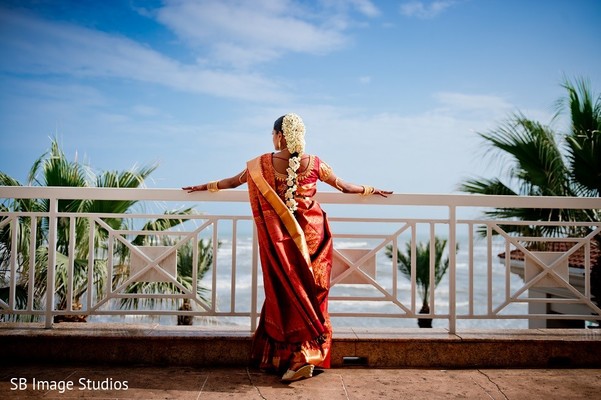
xmin=182 ymin=185 xmax=205 ymax=192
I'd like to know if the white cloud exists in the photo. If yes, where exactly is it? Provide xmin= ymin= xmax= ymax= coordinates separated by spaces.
xmin=211 ymin=43 xmax=280 ymax=68
xmin=273 ymin=88 xmax=550 ymax=194
xmin=432 ymin=92 xmax=557 ymax=130
xmin=400 ymin=1 xmax=456 ymax=19
xmin=132 ymin=105 xmax=164 ymax=117
xmin=429 ymin=92 xmax=514 ymax=131
xmin=347 ymin=0 xmax=381 ymax=17
xmin=0 ymin=7 xmax=286 ymax=102
xmin=433 ymin=92 xmax=513 ymax=113
xmin=155 ymin=0 xmax=377 ymax=67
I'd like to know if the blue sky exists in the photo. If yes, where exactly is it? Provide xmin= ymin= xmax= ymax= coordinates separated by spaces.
xmin=1 ymin=0 xmax=600 ymax=195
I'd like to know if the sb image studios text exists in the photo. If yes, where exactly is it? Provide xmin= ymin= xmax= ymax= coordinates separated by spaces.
xmin=10 ymin=377 xmax=129 ymax=394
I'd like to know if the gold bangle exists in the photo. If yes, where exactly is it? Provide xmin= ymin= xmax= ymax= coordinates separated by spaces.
xmin=207 ymin=180 xmax=220 ymax=192
xmin=361 ymin=185 xmax=375 ymax=196
xmin=238 ymin=169 xmax=247 ymax=184
xmin=335 ymin=177 xmax=344 ymax=192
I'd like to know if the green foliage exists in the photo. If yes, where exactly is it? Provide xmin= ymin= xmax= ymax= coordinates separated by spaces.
xmin=458 ymin=77 xmax=601 ymax=237
xmin=385 ymin=237 xmax=455 ymax=305
xmin=560 ymin=78 xmax=601 ymax=197
xmin=0 ymin=137 xmax=212 ymax=322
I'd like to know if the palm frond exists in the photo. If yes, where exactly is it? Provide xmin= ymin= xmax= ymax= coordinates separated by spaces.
xmin=26 ymin=150 xmax=47 ymax=186
xmin=457 ymin=177 xmax=518 ymax=196
xmin=82 ymin=165 xmax=160 ymax=227
xmin=479 ymin=115 xmax=570 ymax=196
xmin=131 ymin=207 xmax=197 ymax=246
xmin=385 ymin=237 xmax=454 ymax=304
xmin=0 ymin=285 xmax=37 ymax=322
xmin=561 ymin=78 xmax=601 ymax=196
xmin=458 ymin=78 xmax=600 ymax=236
xmin=0 ymin=171 xmax=22 ymax=187
xmin=41 ymin=139 xmax=88 ymax=189
xmin=31 ymin=246 xmax=107 ymax=312
xmin=0 ymin=172 xmax=39 ymax=212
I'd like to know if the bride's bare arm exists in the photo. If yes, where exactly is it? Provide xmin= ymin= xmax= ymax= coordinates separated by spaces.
xmin=183 ymin=169 xmax=247 ymax=192
xmin=323 ymin=172 xmax=392 ymax=197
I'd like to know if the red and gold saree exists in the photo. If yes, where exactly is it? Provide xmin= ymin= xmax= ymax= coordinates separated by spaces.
xmin=247 ymin=153 xmax=334 ymax=372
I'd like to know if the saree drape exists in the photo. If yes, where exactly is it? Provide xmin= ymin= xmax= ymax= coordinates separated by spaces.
xmin=247 ymin=153 xmax=333 ymax=371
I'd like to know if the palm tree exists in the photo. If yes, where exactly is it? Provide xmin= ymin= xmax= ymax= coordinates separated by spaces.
xmin=0 ymin=137 xmax=212 ymax=322
xmin=458 ymin=78 xmax=600 ymax=237
xmin=385 ymin=237 xmax=455 ymax=328
xmin=458 ymin=77 xmax=601 ymax=308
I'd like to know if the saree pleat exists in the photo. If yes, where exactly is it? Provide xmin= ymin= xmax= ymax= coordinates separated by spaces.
xmin=248 ymin=154 xmax=333 ymax=371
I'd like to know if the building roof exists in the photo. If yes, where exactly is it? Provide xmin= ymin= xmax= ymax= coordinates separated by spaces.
xmin=498 ymin=240 xmax=601 ymax=270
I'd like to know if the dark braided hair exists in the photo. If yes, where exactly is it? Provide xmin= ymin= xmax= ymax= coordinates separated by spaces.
xmin=273 ymin=115 xmax=285 ymax=133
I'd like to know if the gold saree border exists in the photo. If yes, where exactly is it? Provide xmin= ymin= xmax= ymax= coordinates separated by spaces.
xmin=247 ymin=156 xmax=312 ymax=267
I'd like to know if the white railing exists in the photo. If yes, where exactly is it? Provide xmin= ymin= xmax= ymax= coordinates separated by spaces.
xmin=1 ymin=186 xmax=600 ymax=333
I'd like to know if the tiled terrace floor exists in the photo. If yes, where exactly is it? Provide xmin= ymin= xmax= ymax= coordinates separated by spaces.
xmin=1 ymin=364 xmax=600 ymax=399
xmin=2 ymin=323 xmax=601 ymax=398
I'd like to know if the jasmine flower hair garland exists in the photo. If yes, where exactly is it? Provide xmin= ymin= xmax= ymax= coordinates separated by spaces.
xmin=282 ymin=113 xmax=305 ymax=212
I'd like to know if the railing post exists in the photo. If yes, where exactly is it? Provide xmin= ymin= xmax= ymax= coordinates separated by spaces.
xmin=448 ymin=205 xmax=457 ymax=334
xmin=9 ymin=218 xmax=18 ymax=311
xmin=250 ymin=224 xmax=259 ymax=332
xmin=45 ymin=197 xmax=58 ymax=328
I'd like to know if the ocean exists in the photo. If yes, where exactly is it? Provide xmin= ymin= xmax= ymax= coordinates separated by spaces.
xmin=202 ymin=236 xmax=529 ymax=330
xmin=89 ymin=234 xmax=528 ymax=329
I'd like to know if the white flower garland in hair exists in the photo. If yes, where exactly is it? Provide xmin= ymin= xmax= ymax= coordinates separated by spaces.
xmin=282 ymin=113 xmax=306 ymax=212
xmin=282 ymin=113 xmax=305 ymax=155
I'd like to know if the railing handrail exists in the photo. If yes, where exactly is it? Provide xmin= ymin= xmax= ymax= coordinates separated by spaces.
xmin=2 ymin=186 xmax=600 ymax=209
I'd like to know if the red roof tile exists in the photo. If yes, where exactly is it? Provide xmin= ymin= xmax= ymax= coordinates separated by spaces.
xmin=498 ymin=240 xmax=600 ymax=270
